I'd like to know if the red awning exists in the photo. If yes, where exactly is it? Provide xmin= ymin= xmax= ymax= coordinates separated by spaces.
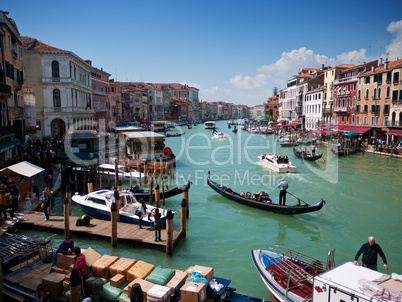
xmin=319 ymin=125 xmax=330 ymax=130
xmin=278 ymin=120 xmax=285 ymax=123
xmin=288 ymin=123 xmax=301 ymax=128
xmin=386 ymin=130 xmax=402 ymax=136
xmin=278 ymin=124 xmax=289 ymax=128
xmin=312 ymin=130 xmax=337 ymax=135
xmin=331 ymin=125 xmax=348 ymax=132
xmin=270 ymin=122 xmax=280 ymax=125
xmin=353 ymin=127 xmax=372 ymax=134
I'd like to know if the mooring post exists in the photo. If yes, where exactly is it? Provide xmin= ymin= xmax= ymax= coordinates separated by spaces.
xmin=166 ymin=210 xmax=174 ymax=257
xmin=87 ymin=179 xmax=93 ymax=193
xmin=114 ymin=158 xmax=118 ymax=188
xmin=64 ymin=197 xmax=70 ymax=238
xmin=149 ymin=177 xmax=154 ymax=205
xmin=111 ymin=189 xmax=119 ymax=247
xmin=83 ymin=169 xmax=86 ymax=194
xmin=155 ymin=183 xmax=160 ymax=208
xmin=161 ymin=176 xmax=166 ymax=206
xmin=159 ymin=155 xmax=164 ymax=176
xmin=180 ymin=198 xmax=187 ymax=238
xmin=66 ymin=185 xmax=72 ymax=216
xmin=183 ymin=186 xmax=189 ymax=218
xmin=138 ymin=157 xmax=142 ymax=186
xmin=118 ymin=180 xmax=123 ymax=192
xmin=108 ymin=171 xmax=110 ymax=188
xmin=0 ymin=251 xmax=3 ymax=300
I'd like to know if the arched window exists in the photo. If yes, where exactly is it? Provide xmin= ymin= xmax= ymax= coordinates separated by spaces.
xmin=52 ymin=61 xmax=60 ymax=78
xmin=378 ymin=88 xmax=381 ymax=98
xmin=353 ymin=97 xmax=356 ymax=107
xmin=358 ymin=90 xmax=361 ymax=99
xmin=373 ymin=88 xmax=377 ymax=99
xmin=365 ymin=89 xmax=369 ymax=99
xmin=386 ymin=86 xmax=390 ymax=98
xmin=53 ymin=89 xmax=61 ymax=107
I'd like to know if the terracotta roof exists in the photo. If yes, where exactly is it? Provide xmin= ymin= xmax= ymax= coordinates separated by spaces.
xmin=337 ymin=64 xmax=355 ymax=69
xmin=297 ymin=72 xmax=313 ymax=78
xmin=21 ymin=36 xmax=66 ymax=52
xmin=359 ymin=58 xmax=402 ymax=76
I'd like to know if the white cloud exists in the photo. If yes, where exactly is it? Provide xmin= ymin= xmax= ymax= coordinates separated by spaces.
xmin=336 ymin=49 xmax=368 ymax=64
xmin=386 ymin=19 xmax=402 ymax=60
xmin=229 ymin=73 xmax=266 ymax=90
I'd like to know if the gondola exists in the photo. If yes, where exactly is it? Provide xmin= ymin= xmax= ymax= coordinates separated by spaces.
xmin=207 ymin=172 xmax=324 ymax=215
xmin=293 ymin=148 xmax=323 ymax=161
xmin=131 ymin=180 xmax=190 ymax=202
xmin=165 ymin=132 xmax=185 ymax=137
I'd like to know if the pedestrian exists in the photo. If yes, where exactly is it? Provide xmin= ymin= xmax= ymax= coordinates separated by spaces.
xmin=52 ymin=235 xmax=74 ymax=267
xmin=354 ymin=236 xmax=388 ymax=271
xmin=8 ymin=194 xmax=18 ymax=220
xmin=311 ymin=144 xmax=316 ymax=156
xmin=277 ymin=177 xmax=288 ymax=206
xmin=138 ymin=198 xmax=147 ymax=229
xmin=47 ymin=170 xmax=53 ymax=188
xmin=42 ymin=190 xmax=50 ymax=221
xmin=0 ymin=189 xmax=7 ymax=220
xmin=153 ymin=208 xmax=161 ymax=241
xmin=74 ymin=246 xmax=87 ymax=297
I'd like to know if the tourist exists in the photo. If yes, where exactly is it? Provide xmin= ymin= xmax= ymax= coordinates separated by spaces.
xmin=42 ymin=190 xmax=50 ymax=221
xmin=74 ymin=246 xmax=87 ymax=297
xmin=354 ymin=236 xmax=388 ymax=271
xmin=52 ymin=235 xmax=74 ymax=267
xmin=277 ymin=177 xmax=288 ymax=206
xmin=0 ymin=188 xmax=7 ymax=220
xmin=138 ymin=198 xmax=147 ymax=229
xmin=153 ymin=208 xmax=162 ymax=241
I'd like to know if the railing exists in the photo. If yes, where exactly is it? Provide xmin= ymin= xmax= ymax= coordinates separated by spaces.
xmin=323 ymin=108 xmax=333 ymax=114
xmin=333 ymin=107 xmax=350 ymax=113
xmin=0 ymin=125 xmax=15 ymax=137
xmin=387 ymin=121 xmax=402 ymax=127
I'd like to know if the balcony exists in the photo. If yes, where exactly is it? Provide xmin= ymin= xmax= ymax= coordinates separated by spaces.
xmin=323 ymin=108 xmax=333 ymax=114
xmin=387 ymin=121 xmax=402 ymax=127
xmin=0 ymin=125 xmax=15 ymax=137
xmin=333 ymin=106 xmax=350 ymax=113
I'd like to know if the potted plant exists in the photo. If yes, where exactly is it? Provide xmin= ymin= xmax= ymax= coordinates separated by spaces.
xmin=377 ymin=146 xmax=383 ymax=152
xmin=392 ymin=148 xmax=397 ymax=154
xmin=384 ymin=146 xmax=390 ymax=153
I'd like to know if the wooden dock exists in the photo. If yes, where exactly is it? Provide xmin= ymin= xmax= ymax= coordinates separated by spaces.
xmin=16 ymin=211 xmax=183 ymax=250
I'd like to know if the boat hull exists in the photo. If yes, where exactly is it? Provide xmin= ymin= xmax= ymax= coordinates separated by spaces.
xmin=293 ymin=148 xmax=323 ymax=161
xmin=258 ymin=156 xmax=297 ymax=173
xmin=132 ymin=181 xmax=190 ymax=202
xmin=207 ymin=174 xmax=324 ymax=215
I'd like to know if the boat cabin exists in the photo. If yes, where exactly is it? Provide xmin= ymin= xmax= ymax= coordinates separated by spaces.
xmin=123 ymin=131 xmax=168 ymax=161
xmin=205 ymin=121 xmax=216 ymax=129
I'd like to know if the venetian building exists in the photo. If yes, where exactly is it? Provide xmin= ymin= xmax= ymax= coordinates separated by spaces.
xmin=22 ymin=36 xmax=93 ymax=139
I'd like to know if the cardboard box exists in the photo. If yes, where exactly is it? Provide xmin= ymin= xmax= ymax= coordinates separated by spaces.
xmin=82 ymin=247 xmax=102 ymax=267
xmin=166 ymin=270 xmax=187 ymax=295
xmin=111 ymin=274 xmax=126 ymax=288
xmin=51 ymin=266 xmax=66 ymax=274
xmin=186 ymin=265 xmax=214 ymax=282
xmin=42 ymin=272 xmax=66 ymax=299
xmin=127 ymin=261 xmax=155 ymax=282
xmin=180 ymin=281 xmax=206 ymax=302
xmin=63 ymin=280 xmax=70 ymax=292
xmin=92 ymin=255 xmax=119 ymax=278
xmin=109 ymin=258 xmax=136 ymax=277
xmin=147 ymin=284 xmax=171 ymax=302
xmin=57 ymin=254 xmax=76 ymax=270
xmin=124 ymin=278 xmax=155 ymax=301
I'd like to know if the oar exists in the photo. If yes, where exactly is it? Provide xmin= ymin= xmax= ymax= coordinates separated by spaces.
xmin=287 ymin=192 xmax=310 ymax=205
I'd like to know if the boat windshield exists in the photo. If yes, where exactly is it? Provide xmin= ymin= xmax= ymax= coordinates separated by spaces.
xmin=87 ymin=197 xmax=107 ymax=206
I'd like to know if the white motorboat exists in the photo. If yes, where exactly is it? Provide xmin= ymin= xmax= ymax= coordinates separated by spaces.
xmin=258 ymin=153 xmax=297 ymax=173
xmin=212 ymin=130 xmax=226 ymax=139
xmin=72 ymin=189 xmax=174 ymax=227
xmin=205 ymin=121 xmax=216 ymax=129
xmin=252 ymin=246 xmax=401 ymax=302
xmin=98 ymin=163 xmax=144 ymax=180
xmin=251 ymin=246 xmax=335 ymax=302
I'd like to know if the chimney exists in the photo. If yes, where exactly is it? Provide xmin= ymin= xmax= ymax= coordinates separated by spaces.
xmin=321 ymin=64 xmax=324 ymax=70
xmin=379 ymin=58 xmax=383 ymax=66
xmin=371 ymin=66 xmax=375 ymax=72
xmin=385 ymin=61 xmax=388 ymax=70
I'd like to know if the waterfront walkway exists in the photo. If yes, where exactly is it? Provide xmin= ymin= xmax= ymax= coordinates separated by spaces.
xmin=16 ymin=211 xmax=183 ymax=250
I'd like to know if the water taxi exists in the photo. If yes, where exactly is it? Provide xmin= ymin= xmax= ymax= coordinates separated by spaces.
xmin=98 ymin=163 xmax=144 ymax=180
xmin=258 ymin=153 xmax=297 ymax=173
xmin=205 ymin=121 xmax=216 ymax=129
xmin=212 ymin=130 xmax=226 ymax=139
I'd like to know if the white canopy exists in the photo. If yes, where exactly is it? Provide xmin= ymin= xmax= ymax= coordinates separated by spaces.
xmin=0 ymin=161 xmax=45 ymax=178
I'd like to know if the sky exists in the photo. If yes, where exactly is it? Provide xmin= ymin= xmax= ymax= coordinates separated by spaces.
xmin=3 ymin=0 xmax=402 ymax=106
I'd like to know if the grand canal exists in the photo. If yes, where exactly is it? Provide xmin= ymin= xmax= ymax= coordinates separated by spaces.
xmin=22 ymin=120 xmax=402 ymax=299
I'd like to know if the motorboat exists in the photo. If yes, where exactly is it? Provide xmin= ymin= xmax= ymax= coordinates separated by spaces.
xmin=279 ymin=137 xmax=299 ymax=147
xmin=207 ymin=172 xmax=324 ymax=215
xmin=205 ymin=121 xmax=216 ymax=129
xmin=251 ymin=246 xmax=335 ymax=302
xmin=252 ymin=246 xmax=400 ymax=302
xmin=98 ymin=163 xmax=144 ymax=180
xmin=72 ymin=189 xmax=174 ymax=227
xmin=258 ymin=153 xmax=297 ymax=173
xmin=212 ymin=130 xmax=226 ymax=139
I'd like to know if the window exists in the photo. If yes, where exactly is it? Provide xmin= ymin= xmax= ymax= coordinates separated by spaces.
xmin=365 ymin=77 xmax=370 ymax=84
xmin=386 ymin=87 xmax=390 ymax=98
xmin=358 ymin=90 xmax=361 ymax=100
xmin=353 ymin=97 xmax=356 ymax=107
xmin=365 ymin=89 xmax=369 ymax=99
xmin=53 ymin=89 xmax=61 ymax=107
xmin=378 ymin=88 xmax=381 ymax=99
xmin=386 ymin=71 xmax=391 ymax=83
xmin=384 ymin=116 xmax=388 ymax=125
xmin=376 ymin=116 xmax=379 ymax=125
xmin=356 ymin=116 xmax=360 ymax=125
xmin=364 ymin=116 xmax=367 ymax=125
xmin=371 ymin=117 xmax=375 ymax=125
xmin=400 ymin=90 xmax=402 ymax=101
xmin=393 ymin=72 xmax=399 ymax=84
xmin=356 ymin=105 xmax=360 ymax=112
xmin=352 ymin=114 xmax=355 ymax=124
xmin=373 ymin=88 xmax=377 ymax=99
xmin=384 ymin=104 xmax=390 ymax=115
xmin=353 ymin=83 xmax=356 ymax=91
xmin=392 ymin=90 xmax=398 ymax=102
xmin=52 ymin=61 xmax=60 ymax=78
xmin=364 ymin=105 xmax=368 ymax=113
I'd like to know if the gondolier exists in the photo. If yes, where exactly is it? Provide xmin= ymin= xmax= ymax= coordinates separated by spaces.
xmin=277 ymin=178 xmax=288 ymax=206
xmin=311 ymin=144 xmax=316 ymax=156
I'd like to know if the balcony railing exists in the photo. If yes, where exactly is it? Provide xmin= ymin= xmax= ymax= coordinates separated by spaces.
xmin=387 ymin=121 xmax=402 ymax=127
xmin=323 ymin=108 xmax=333 ymax=114
xmin=333 ymin=106 xmax=350 ymax=113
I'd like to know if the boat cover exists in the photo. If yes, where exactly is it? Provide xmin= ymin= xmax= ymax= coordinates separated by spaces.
xmin=145 ymin=266 xmax=175 ymax=285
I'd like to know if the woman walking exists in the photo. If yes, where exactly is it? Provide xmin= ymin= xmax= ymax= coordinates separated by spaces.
xmin=42 ymin=190 xmax=50 ymax=221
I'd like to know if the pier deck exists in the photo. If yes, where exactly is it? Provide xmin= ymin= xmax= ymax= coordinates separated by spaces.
xmin=17 ymin=211 xmax=183 ymax=250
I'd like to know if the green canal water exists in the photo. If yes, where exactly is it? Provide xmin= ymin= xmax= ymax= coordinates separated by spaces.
xmin=22 ymin=120 xmax=402 ymax=299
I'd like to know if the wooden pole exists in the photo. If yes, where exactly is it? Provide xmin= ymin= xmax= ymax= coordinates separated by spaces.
xmin=155 ymin=183 xmax=160 ymax=208
xmin=153 ymin=158 xmax=157 ymax=176
xmin=130 ymin=169 xmax=132 ymax=189
xmin=83 ymin=169 xmax=86 ymax=194
xmin=159 ymin=155 xmax=163 ymax=176
xmin=66 ymin=185 xmax=71 ymax=215
xmin=161 ymin=175 xmax=166 ymax=206
xmin=149 ymin=177 xmax=154 ymax=206
xmin=144 ymin=162 xmax=148 ymax=184
xmin=166 ymin=210 xmax=174 ymax=257
xmin=111 ymin=190 xmax=119 ymax=247
xmin=99 ymin=171 xmax=102 ymax=190
xmin=0 ymin=247 xmax=3 ymax=300
xmin=118 ymin=180 xmax=123 ymax=192
xmin=183 ymin=186 xmax=189 ymax=218
xmin=138 ymin=158 xmax=142 ymax=186
xmin=87 ymin=181 xmax=93 ymax=193
xmin=63 ymin=197 xmax=70 ymax=238
xmin=108 ymin=171 xmax=110 ymax=188
xmin=180 ymin=198 xmax=187 ymax=238
xmin=286 ymin=191 xmax=311 ymax=205
xmin=114 ymin=158 xmax=118 ymax=188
